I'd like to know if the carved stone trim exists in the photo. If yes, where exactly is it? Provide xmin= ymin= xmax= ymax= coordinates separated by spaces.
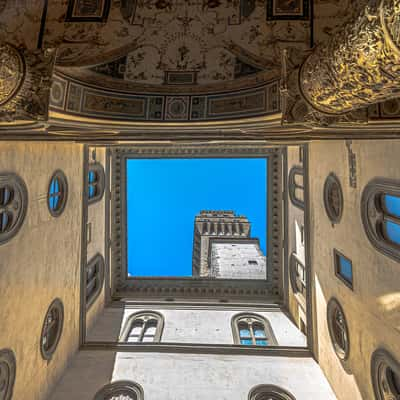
xmin=111 ymin=144 xmax=283 ymax=300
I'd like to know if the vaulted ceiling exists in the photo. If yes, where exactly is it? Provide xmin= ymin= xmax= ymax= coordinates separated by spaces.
xmin=0 ymin=0 xmax=368 ymax=126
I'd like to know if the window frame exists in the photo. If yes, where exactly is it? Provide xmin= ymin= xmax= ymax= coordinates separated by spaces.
xmin=361 ymin=178 xmax=400 ymax=262
xmin=120 ymin=311 xmax=164 ymax=343
xmin=327 ymin=297 xmax=350 ymax=362
xmin=47 ymin=170 xmax=68 ymax=217
xmin=371 ymin=348 xmax=400 ymax=400
xmin=0 ymin=173 xmax=28 ymax=245
xmin=288 ymin=166 xmax=304 ymax=210
xmin=40 ymin=298 xmax=64 ymax=361
xmin=93 ymin=380 xmax=144 ymax=400
xmin=86 ymin=253 xmax=105 ymax=309
xmin=249 ymin=384 xmax=296 ymax=400
xmin=111 ymin=144 xmax=283 ymax=300
xmin=88 ymin=162 xmax=105 ymax=205
xmin=333 ymin=249 xmax=353 ymax=290
xmin=289 ymin=252 xmax=306 ymax=301
xmin=231 ymin=313 xmax=278 ymax=346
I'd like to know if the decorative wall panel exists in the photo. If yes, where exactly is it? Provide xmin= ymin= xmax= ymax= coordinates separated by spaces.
xmin=65 ymin=0 xmax=111 ymax=22
xmin=50 ymin=75 xmax=280 ymax=122
xmin=267 ymin=0 xmax=310 ymax=20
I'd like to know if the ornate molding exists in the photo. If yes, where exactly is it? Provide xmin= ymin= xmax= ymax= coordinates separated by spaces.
xmin=0 ymin=44 xmax=56 ymax=122
xmin=283 ymin=0 xmax=400 ymax=126
xmin=110 ymin=143 xmax=283 ymax=300
xmin=281 ymin=48 xmax=368 ymax=127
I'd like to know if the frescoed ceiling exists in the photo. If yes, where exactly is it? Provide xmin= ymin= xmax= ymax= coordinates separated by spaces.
xmin=3 ymin=0 xmax=391 ymax=125
xmin=55 ymin=0 xmax=311 ymax=90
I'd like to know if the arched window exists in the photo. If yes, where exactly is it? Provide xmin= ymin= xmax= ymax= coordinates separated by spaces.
xmin=249 ymin=384 xmax=296 ymax=400
xmin=0 ymin=173 xmax=28 ymax=245
xmin=371 ymin=349 xmax=400 ymax=400
xmin=327 ymin=298 xmax=349 ymax=361
xmin=288 ymin=166 xmax=304 ymax=209
xmin=120 ymin=311 xmax=164 ymax=343
xmin=289 ymin=252 xmax=306 ymax=299
xmin=88 ymin=163 xmax=105 ymax=204
xmin=86 ymin=254 xmax=105 ymax=308
xmin=323 ymin=173 xmax=343 ymax=224
xmin=361 ymin=178 xmax=400 ymax=262
xmin=40 ymin=299 xmax=64 ymax=360
xmin=47 ymin=170 xmax=68 ymax=217
xmin=232 ymin=313 xmax=278 ymax=346
xmin=93 ymin=381 xmax=144 ymax=400
xmin=0 ymin=348 xmax=16 ymax=400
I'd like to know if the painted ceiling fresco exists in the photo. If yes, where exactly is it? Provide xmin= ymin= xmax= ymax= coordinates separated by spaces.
xmin=57 ymin=0 xmax=311 ymax=89
xmin=3 ymin=0 xmax=396 ymax=124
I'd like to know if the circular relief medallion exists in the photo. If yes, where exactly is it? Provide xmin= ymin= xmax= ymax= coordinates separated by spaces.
xmin=0 ymin=349 xmax=16 ymax=400
xmin=94 ymin=381 xmax=143 ymax=400
xmin=0 ymin=43 xmax=25 ymax=106
xmin=40 ymin=299 xmax=64 ymax=360
xmin=323 ymin=173 xmax=343 ymax=224
xmin=327 ymin=298 xmax=350 ymax=361
xmin=371 ymin=349 xmax=400 ymax=400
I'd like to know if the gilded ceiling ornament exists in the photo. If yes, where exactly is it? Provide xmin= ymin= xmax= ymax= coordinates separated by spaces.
xmin=299 ymin=0 xmax=400 ymax=115
xmin=0 ymin=43 xmax=25 ymax=106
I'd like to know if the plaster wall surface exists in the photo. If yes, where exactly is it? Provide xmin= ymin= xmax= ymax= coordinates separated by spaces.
xmin=210 ymin=241 xmax=266 ymax=279
xmin=309 ymin=139 xmax=400 ymax=400
xmin=0 ymin=141 xmax=83 ymax=400
xmin=49 ymin=350 xmax=336 ymax=400
xmin=86 ymin=146 xmax=107 ymax=334
xmin=87 ymin=305 xmax=306 ymax=347
xmin=286 ymin=146 xmax=306 ymax=328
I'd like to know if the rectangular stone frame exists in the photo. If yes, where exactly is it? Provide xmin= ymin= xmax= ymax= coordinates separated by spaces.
xmin=110 ymin=143 xmax=283 ymax=300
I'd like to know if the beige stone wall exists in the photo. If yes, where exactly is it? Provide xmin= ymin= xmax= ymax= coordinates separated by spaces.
xmin=86 ymin=146 xmax=107 ymax=335
xmin=286 ymin=145 xmax=307 ymax=331
xmin=0 ymin=141 xmax=83 ymax=400
xmin=309 ymin=139 xmax=400 ymax=400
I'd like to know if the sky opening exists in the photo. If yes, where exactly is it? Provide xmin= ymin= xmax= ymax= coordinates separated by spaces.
xmin=126 ymin=158 xmax=267 ymax=277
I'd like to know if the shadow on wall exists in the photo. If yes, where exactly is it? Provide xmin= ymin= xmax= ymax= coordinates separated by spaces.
xmin=86 ymin=305 xmax=125 ymax=342
xmin=49 ymin=351 xmax=118 ymax=400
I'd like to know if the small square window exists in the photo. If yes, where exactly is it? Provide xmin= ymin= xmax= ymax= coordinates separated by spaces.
xmin=334 ymin=250 xmax=353 ymax=289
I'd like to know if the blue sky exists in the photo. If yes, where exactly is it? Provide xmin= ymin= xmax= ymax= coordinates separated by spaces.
xmin=126 ymin=158 xmax=267 ymax=277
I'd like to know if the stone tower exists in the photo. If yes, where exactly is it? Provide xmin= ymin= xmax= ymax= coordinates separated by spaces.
xmin=192 ymin=210 xmax=266 ymax=279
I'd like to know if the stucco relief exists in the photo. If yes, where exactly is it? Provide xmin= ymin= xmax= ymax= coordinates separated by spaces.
xmin=300 ymin=0 xmax=400 ymax=115
xmin=56 ymin=0 xmax=309 ymax=88
xmin=0 ymin=43 xmax=25 ymax=106
xmin=0 ymin=45 xmax=56 ymax=122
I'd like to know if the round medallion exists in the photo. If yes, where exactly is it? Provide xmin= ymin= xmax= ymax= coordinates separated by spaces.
xmin=327 ymin=298 xmax=350 ymax=361
xmin=40 ymin=299 xmax=64 ymax=360
xmin=0 ymin=349 xmax=16 ymax=400
xmin=0 ymin=43 xmax=25 ymax=106
xmin=323 ymin=173 xmax=343 ymax=224
xmin=371 ymin=349 xmax=400 ymax=400
xmin=94 ymin=381 xmax=143 ymax=400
